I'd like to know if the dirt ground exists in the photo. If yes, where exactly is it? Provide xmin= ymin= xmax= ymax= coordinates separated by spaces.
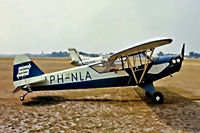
xmin=0 ymin=58 xmax=199 ymax=132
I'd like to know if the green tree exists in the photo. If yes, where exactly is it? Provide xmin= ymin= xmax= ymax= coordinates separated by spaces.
xmin=157 ymin=51 xmax=164 ymax=56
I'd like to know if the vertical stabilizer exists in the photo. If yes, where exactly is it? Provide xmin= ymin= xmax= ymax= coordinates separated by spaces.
xmin=68 ymin=48 xmax=83 ymax=65
xmin=13 ymin=54 xmax=44 ymax=88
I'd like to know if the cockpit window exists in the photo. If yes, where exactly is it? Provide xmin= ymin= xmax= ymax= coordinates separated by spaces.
xmin=90 ymin=60 xmax=122 ymax=73
xmin=90 ymin=51 xmax=153 ymax=73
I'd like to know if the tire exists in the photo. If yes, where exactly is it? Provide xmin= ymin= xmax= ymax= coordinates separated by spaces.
xmin=20 ymin=96 xmax=24 ymax=101
xmin=152 ymin=92 xmax=164 ymax=104
xmin=145 ymin=92 xmax=152 ymax=98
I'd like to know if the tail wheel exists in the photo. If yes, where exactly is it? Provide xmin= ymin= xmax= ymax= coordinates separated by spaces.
xmin=152 ymin=92 xmax=164 ymax=104
xmin=20 ymin=96 xmax=24 ymax=101
xmin=20 ymin=90 xmax=31 ymax=101
xmin=145 ymin=92 xmax=152 ymax=98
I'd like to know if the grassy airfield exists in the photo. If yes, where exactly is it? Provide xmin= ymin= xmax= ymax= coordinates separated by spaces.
xmin=0 ymin=58 xmax=199 ymax=132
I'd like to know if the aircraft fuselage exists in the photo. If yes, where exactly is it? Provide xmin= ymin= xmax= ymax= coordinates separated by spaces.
xmin=29 ymin=54 xmax=183 ymax=92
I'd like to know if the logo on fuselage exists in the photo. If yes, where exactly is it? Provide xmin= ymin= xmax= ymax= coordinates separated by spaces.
xmin=17 ymin=63 xmax=31 ymax=79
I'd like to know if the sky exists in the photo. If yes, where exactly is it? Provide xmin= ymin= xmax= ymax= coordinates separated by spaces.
xmin=0 ymin=0 xmax=199 ymax=55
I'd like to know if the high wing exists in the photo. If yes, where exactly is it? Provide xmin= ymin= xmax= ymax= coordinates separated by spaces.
xmin=108 ymin=37 xmax=172 ymax=61
xmin=108 ymin=37 xmax=173 ymax=85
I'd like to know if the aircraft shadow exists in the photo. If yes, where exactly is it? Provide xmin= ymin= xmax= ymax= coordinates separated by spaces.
xmin=22 ymin=96 xmax=141 ymax=106
xmin=135 ymin=87 xmax=200 ymax=132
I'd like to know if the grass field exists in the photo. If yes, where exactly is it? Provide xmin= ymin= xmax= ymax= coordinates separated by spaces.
xmin=0 ymin=58 xmax=199 ymax=132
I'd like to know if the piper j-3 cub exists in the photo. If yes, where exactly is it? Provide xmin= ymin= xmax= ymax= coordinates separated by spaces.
xmin=13 ymin=37 xmax=185 ymax=104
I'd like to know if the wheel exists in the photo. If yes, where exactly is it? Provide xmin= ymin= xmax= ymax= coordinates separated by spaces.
xmin=20 ymin=96 xmax=24 ymax=101
xmin=152 ymin=92 xmax=164 ymax=104
xmin=145 ymin=92 xmax=152 ymax=98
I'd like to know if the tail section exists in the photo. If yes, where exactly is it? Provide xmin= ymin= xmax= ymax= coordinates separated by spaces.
xmin=68 ymin=48 xmax=83 ymax=65
xmin=13 ymin=54 xmax=44 ymax=88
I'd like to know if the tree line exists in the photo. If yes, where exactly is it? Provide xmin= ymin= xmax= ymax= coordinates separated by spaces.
xmin=157 ymin=51 xmax=200 ymax=58
xmin=27 ymin=51 xmax=100 ymax=57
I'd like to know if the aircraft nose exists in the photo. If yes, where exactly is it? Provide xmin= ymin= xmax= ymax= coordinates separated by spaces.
xmin=153 ymin=55 xmax=183 ymax=67
xmin=170 ymin=44 xmax=185 ymax=65
xmin=168 ymin=55 xmax=183 ymax=72
xmin=171 ymin=56 xmax=182 ymax=64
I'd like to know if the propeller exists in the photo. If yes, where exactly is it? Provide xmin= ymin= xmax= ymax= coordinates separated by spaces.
xmin=181 ymin=43 xmax=185 ymax=60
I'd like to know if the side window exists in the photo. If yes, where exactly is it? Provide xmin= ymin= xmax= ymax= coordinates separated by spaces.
xmin=90 ymin=52 xmax=153 ymax=73
xmin=122 ymin=52 xmax=152 ymax=71
xmin=90 ymin=60 xmax=121 ymax=73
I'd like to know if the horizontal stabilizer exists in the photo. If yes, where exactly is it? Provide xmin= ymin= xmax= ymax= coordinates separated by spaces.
xmin=13 ymin=76 xmax=46 ymax=89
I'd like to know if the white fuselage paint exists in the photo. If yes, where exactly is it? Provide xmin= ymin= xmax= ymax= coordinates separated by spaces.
xmin=147 ymin=62 xmax=169 ymax=74
xmin=13 ymin=62 xmax=170 ymax=89
xmin=13 ymin=65 xmax=129 ymax=89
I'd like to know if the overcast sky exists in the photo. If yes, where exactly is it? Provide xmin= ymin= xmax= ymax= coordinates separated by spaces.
xmin=0 ymin=0 xmax=199 ymax=55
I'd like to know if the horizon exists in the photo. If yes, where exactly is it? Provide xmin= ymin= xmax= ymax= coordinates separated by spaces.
xmin=0 ymin=49 xmax=196 ymax=57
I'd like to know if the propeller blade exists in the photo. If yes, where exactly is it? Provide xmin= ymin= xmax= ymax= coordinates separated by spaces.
xmin=181 ymin=43 xmax=185 ymax=59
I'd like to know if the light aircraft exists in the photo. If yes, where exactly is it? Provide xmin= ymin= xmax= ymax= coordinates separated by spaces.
xmin=13 ymin=37 xmax=185 ymax=104
xmin=68 ymin=48 xmax=107 ymax=65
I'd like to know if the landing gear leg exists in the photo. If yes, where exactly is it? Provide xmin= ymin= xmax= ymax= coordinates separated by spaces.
xmin=145 ymin=91 xmax=152 ymax=98
xmin=20 ymin=92 xmax=29 ymax=101
xmin=140 ymin=82 xmax=154 ymax=98
xmin=20 ymin=86 xmax=32 ymax=101
xmin=140 ymin=82 xmax=164 ymax=104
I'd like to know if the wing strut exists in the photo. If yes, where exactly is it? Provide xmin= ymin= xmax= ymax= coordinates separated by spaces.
xmin=139 ymin=48 xmax=154 ymax=83
xmin=126 ymin=55 xmax=139 ymax=85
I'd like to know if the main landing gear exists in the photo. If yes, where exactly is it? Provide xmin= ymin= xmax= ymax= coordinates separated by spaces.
xmin=145 ymin=91 xmax=164 ymax=104
xmin=151 ymin=92 xmax=164 ymax=104
xmin=145 ymin=91 xmax=152 ymax=98
xmin=140 ymin=83 xmax=164 ymax=104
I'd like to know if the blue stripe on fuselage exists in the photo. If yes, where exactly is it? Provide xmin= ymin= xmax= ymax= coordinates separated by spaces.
xmin=30 ymin=76 xmax=131 ymax=91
